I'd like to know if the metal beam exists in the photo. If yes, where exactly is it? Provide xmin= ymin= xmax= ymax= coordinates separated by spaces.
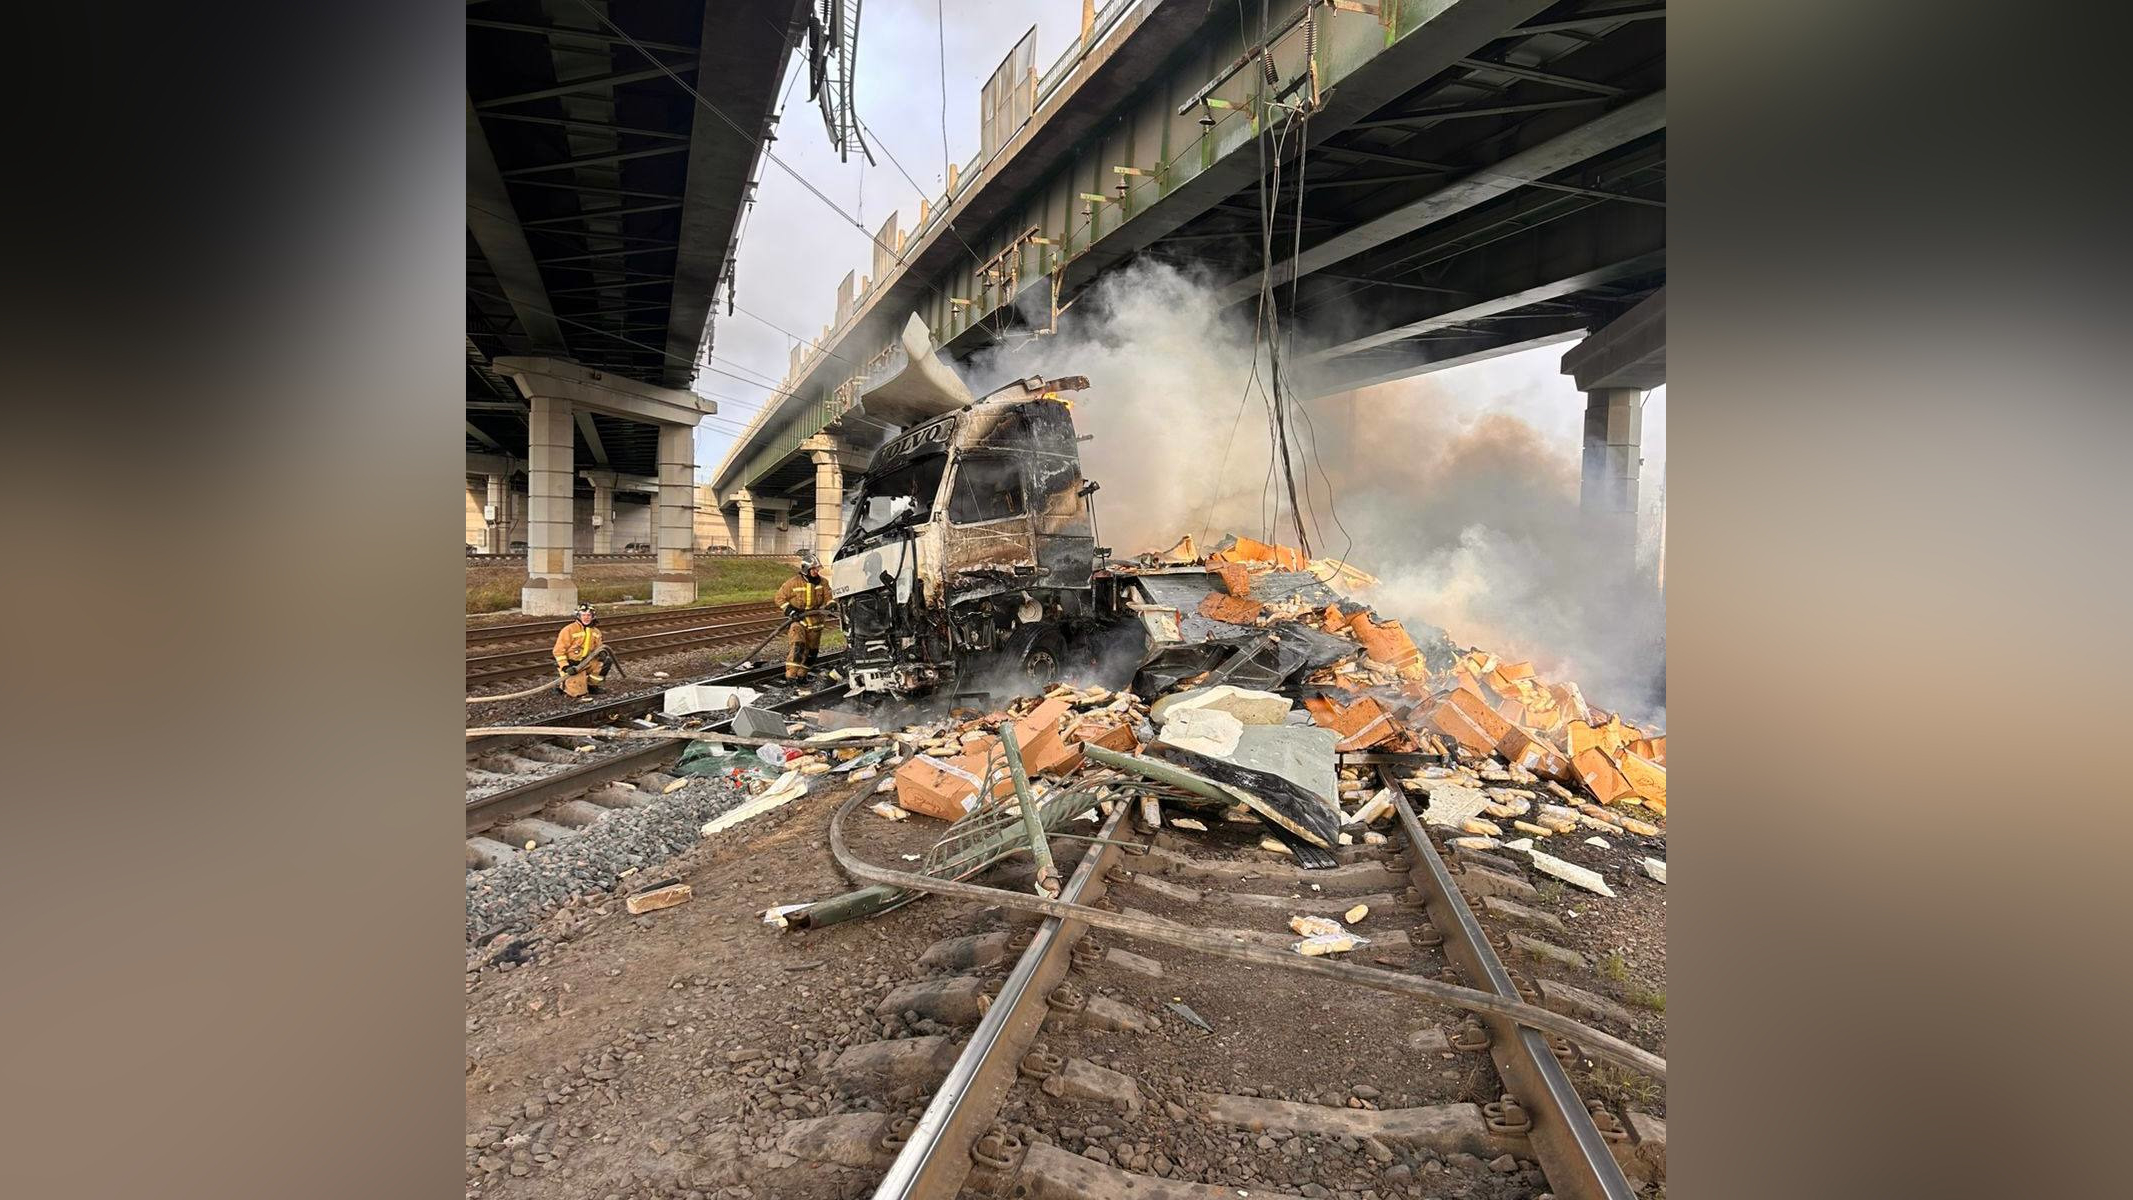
xmin=1346 ymin=96 xmax=1607 ymax=131
xmin=1301 ymin=203 xmax=1664 ymax=361
xmin=1215 ymin=91 xmax=1664 ymax=306
xmin=466 ymin=420 xmax=503 ymax=449
xmin=536 ymin=248 xmax=679 ymax=266
xmin=1038 ymin=0 xmax=1560 ymax=320
xmin=501 ymin=143 xmax=692 ymax=177
xmin=657 ymin=3 xmax=800 ymax=390
xmin=1307 ymin=323 xmax=1587 ymax=395
xmin=508 ymin=179 xmax=687 ymax=202
xmin=523 ymin=201 xmax=683 ymax=226
xmin=475 ymin=63 xmax=699 ymax=110
xmin=465 ymin=95 xmax=566 ymax=353
xmin=1506 ymin=5 xmax=1667 ymax=38
xmin=575 ymin=410 xmax=610 ymax=467
xmin=547 ymin=277 xmax=677 ymax=296
xmin=1456 ymin=56 xmax=1625 ymax=95
xmin=477 ymin=112 xmax=692 ymax=141
xmin=465 ymin=19 xmax=697 ymax=58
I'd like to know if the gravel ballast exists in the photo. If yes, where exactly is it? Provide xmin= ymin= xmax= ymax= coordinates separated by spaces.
xmin=465 ymin=775 xmax=756 ymax=947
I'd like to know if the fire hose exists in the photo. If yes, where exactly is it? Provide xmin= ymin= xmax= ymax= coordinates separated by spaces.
xmin=464 ymin=644 xmax=621 ymax=705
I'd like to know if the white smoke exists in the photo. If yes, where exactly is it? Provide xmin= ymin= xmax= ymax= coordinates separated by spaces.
xmin=965 ymin=261 xmax=1665 ymax=725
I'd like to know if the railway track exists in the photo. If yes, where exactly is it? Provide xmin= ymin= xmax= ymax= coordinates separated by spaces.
xmin=466 ymin=600 xmax=776 ymax=647
xmin=464 ymin=656 xmax=847 ymax=839
xmin=727 ymin=766 xmax=1659 ymax=1200
xmin=464 ymin=603 xmax=806 ymax=685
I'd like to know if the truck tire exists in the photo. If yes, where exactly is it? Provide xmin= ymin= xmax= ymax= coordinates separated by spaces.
xmin=1002 ymin=625 xmax=1066 ymax=691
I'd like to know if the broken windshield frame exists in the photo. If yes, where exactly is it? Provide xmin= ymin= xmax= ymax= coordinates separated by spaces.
xmin=845 ymin=453 xmax=949 ymax=543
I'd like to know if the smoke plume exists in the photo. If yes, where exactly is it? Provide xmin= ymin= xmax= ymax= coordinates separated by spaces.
xmin=967 ymin=261 xmax=1665 ymax=725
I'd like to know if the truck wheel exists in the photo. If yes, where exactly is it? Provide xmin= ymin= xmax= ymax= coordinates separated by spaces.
xmin=1003 ymin=625 xmax=1066 ymax=690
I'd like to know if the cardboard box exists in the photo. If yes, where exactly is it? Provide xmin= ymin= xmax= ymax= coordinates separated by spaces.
xmin=1428 ymin=698 xmax=1500 ymax=757
xmin=893 ymin=753 xmax=995 ymax=822
xmin=1498 ymin=725 xmax=1572 ymax=781
xmin=1444 ymin=688 xmax=1516 ymax=745
xmin=1067 ymin=714 xmax=1138 ymax=754
xmin=1617 ymin=751 xmax=1666 ymax=813
xmin=1571 ymin=747 xmax=1636 ymax=806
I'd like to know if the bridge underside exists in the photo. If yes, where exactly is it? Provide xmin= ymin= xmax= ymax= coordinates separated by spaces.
xmin=465 ymin=2 xmax=807 ymax=607
xmin=715 ymin=1 xmax=1663 ymax=555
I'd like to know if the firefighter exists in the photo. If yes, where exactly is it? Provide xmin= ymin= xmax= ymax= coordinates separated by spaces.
xmin=551 ymin=603 xmax=606 ymax=699
xmin=774 ymin=552 xmax=832 ymax=681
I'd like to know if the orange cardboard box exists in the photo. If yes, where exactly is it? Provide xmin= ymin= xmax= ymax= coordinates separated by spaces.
xmin=1618 ymin=751 xmax=1666 ymax=813
xmin=1628 ymin=735 xmax=1665 ymax=766
xmin=893 ymin=753 xmax=995 ymax=822
xmin=1428 ymin=699 xmax=1499 ymax=756
xmin=1067 ymin=714 xmax=1138 ymax=755
xmin=893 ymin=698 xmax=1082 ymax=822
xmin=1349 ymin=613 xmax=1427 ymax=679
xmin=1498 ymin=725 xmax=1572 ymax=781
xmin=1571 ymin=747 xmax=1636 ymax=806
xmin=1444 ymin=687 xmax=1515 ymax=745
xmin=1303 ymin=694 xmax=1399 ymax=751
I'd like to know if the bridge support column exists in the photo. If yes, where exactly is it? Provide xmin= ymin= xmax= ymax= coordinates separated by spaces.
xmin=521 ymin=394 xmax=577 ymax=616
xmin=652 ymin=424 xmax=696 ymax=606
xmin=1580 ymin=388 xmax=1644 ymax=560
xmin=735 ymin=490 xmax=757 ymax=554
xmin=584 ymin=471 xmax=616 ymax=554
xmin=484 ymin=474 xmax=506 ymax=553
xmin=810 ymin=449 xmax=844 ymax=561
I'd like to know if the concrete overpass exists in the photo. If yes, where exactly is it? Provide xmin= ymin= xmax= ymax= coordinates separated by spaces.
xmin=465 ymin=1 xmax=809 ymax=612
xmin=707 ymin=0 xmax=1665 ymax=562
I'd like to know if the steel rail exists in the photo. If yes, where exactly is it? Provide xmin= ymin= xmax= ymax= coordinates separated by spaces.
xmin=1381 ymin=771 xmax=1637 ymax=1200
xmin=465 ymin=616 xmax=792 ymax=683
xmin=467 ymin=600 xmax=773 ymax=645
xmin=463 ymin=655 xmax=841 ymax=757
xmin=465 ymin=671 xmax=849 ymax=836
xmin=866 ymin=802 xmax=1130 ymax=1200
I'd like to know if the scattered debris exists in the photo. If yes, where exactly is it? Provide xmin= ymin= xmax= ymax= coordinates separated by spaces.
xmin=1527 ymin=848 xmax=1617 ymax=898
xmin=624 ymin=881 xmax=691 ymax=915
xmin=1167 ymin=1000 xmax=1215 ymax=1033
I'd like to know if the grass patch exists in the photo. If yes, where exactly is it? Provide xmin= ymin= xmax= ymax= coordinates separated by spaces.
xmin=1587 ymin=1062 xmax=1663 ymax=1110
xmin=1597 ymin=950 xmax=1632 ymax=983
xmin=466 ymin=557 xmax=796 ymax=615
xmin=1534 ymin=878 xmax=1566 ymax=903
xmin=1628 ymin=986 xmax=1666 ymax=1013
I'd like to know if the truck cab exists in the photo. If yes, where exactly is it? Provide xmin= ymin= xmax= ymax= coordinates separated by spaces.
xmin=828 ymin=374 xmax=1100 ymax=696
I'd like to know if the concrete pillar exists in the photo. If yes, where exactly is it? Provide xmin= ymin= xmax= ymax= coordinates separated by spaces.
xmin=811 ymin=449 xmax=844 ymax=561
xmin=522 ymin=395 xmax=577 ymax=615
xmin=590 ymin=477 xmax=615 ymax=553
xmin=735 ymin=490 xmax=757 ymax=554
xmin=484 ymin=474 xmax=506 ymax=553
xmin=651 ymin=423 xmax=696 ymax=606
xmin=1580 ymin=387 xmax=1644 ymax=558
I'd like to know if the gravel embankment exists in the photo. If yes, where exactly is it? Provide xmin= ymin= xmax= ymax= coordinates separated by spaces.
xmin=465 ymin=775 xmax=753 ymax=948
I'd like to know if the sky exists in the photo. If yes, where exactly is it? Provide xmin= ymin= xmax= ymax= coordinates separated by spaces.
xmin=691 ymin=0 xmax=1664 ymax=515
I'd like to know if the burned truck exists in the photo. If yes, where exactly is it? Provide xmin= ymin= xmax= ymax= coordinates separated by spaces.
xmin=828 ymin=317 xmax=1375 ymax=700
xmin=828 ymin=318 xmax=1109 ymax=696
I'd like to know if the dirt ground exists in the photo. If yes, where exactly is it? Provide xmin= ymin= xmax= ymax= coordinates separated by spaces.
xmin=465 ymin=773 xmax=1030 ymax=1200
xmin=464 ymin=767 xmax=1663 ymax=1200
